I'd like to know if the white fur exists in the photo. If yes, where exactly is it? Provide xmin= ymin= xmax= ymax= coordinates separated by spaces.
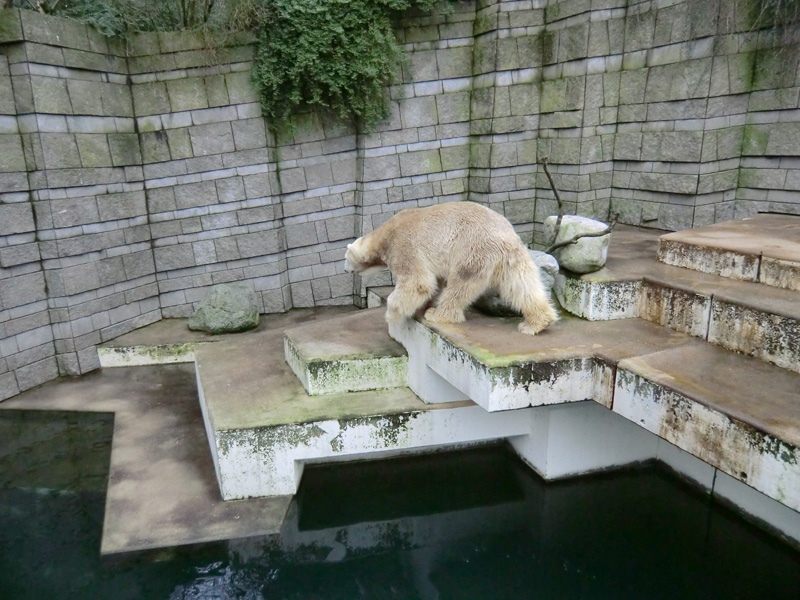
xmin=344 ymin=202 xmax=558 ymax=335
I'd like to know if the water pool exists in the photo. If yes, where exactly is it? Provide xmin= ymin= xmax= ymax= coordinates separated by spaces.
xmin=1 ymin=410 xmax=799 ymax=600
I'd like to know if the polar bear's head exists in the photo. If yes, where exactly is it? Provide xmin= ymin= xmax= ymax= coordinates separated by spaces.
xmin=344 ymin=236 xmax=388 ymax=276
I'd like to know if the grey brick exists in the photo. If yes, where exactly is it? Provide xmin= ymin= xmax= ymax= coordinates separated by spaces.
xmin=189 ymin=122 xmax=235 ymax=156
xmin=75 ymin=134 xmax=112 ymax=167
xmin=232 ymin=118 xmax=267 ymax=150
xmin=167 ymin=77 xmax=208 ymax=112
xmin=50 ymin=196 xmax=100 ymax=228
xmin=41 ymin=133 xmax=81 ymax=169
xmin=0 ymin=371 xmax=20 ymax=402
xmin=174 ymin=180 xmax=218 ymax=209
xmin=154 ymin=244 xmax=196 ymax=271
xmin=236 ymin=229 xmax=284 ymax=257
xmin=0 ymin=242 xmax=40 ymax=268
xmin=62 ymin=262 xmax=100 ymax=295
xmin=0 ymin=203 xmax=35 ymax=235
xmin=15 ymin=356 xmax=58 ymax=392
xmin=243 ymin=173 xmax=271 ymax=198
xmin=31 ymin=76 xmax=72 ymax=114
xmin=123 ymin=250 xmax=156 ymax=279
xmin=108 ymin=133 xmax=142 ymax=166
xmin=97 ymin=190 xmax=147 ymax=221
xmin=291 ymin=281 xmax=314 ymax=307
xmin=363 ymin=155 xmax=400 ymax=181
xmin=279 ymin=167 xmax=307 ymax=193
xmin=305 ymin=163 xmax=334 ymax=189
xmin=401 ymin=96 xmax=438 ymax=128
xmin=285 ymin=222 xmax=318 ymax=249
xmin=215 ymin=177 xmax=246 ymax=203
xmin=325 ymin=215 xmax=355 ymax=241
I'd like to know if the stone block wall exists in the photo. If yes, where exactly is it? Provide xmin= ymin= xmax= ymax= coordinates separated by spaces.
xmin=1 ymin=0 xmax=799 ymax=400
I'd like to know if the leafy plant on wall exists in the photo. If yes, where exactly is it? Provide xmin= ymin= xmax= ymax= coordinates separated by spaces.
xmin=8 ymin=0 xmax=446 ymax=126
xmin=251 ymin=0 xmax=441 ymax=126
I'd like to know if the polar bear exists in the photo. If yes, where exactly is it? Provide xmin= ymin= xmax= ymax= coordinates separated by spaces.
xmin=344 ymin=202 xmax=558 ymax=335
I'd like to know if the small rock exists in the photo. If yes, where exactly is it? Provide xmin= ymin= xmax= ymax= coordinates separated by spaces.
xmin=529 ymin=249 xmax=559 ymax=291
xmin=188 ymin=284 xmax=260 ymax=334
xmin=473 ymin=250 xmax=559 ymax=317
xmin=543 ymin=215 xmax=611 ymax=274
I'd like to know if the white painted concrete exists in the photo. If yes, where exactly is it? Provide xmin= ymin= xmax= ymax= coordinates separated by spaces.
xmin=98 ymin=343 xmax=200 ymax=367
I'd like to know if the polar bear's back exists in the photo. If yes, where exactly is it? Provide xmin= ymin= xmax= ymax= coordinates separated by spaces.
xmin=383 ymin=202 xmax=525 ymax=278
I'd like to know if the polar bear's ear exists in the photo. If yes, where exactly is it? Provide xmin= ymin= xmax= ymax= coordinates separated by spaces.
xmin=347 ymin=243 xmax=353 ymax=249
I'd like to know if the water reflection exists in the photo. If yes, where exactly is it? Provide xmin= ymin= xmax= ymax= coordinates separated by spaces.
xmin=1 ymin=411 xmax=799 ymax=600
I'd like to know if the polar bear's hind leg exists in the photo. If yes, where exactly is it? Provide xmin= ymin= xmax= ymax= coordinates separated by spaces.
xmin=495 ymin=250 xmax=558 ymax=335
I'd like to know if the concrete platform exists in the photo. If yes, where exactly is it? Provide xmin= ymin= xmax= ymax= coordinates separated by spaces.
xmin=386 ymin=310 xmax=800 ymax=523
xmin=554 ymin=226 xmax=800 ymax=373
xmin=0 ymin=364 xmax=290 ymax=555
xmin=98 ymin=306 xmax=357 ymax=367
xmin=658 ymin=214 xmax=800 ymax=291
xmin=196 ymin=310 xmax=534 ymax=500
xmin=284 ymin=308 xmax=407 ymax=395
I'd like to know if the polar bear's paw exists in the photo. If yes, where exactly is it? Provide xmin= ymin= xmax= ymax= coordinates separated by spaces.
xmin=517 ymin=321 xmax=545 ymax=336
xmin=424 ymin=307 xmax=466 ymax=324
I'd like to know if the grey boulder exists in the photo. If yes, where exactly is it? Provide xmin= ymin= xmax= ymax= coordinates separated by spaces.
xmin=543 ymin=215 xmax=611 ymax=274
xmin=188 ymin=284 xmax=260 ymax=334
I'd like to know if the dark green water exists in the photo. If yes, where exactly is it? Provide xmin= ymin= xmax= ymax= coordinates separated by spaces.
xmin=1 ymin=410 xmax=800 ymax=600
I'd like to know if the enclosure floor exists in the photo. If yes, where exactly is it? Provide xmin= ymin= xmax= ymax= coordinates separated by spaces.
xmin=0 ymin=308 xmax=356 ymax=555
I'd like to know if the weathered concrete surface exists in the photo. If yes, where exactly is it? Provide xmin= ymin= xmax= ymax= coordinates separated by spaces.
xmin=196 ymin=321 xmax=534 ymax=499
xmin=658 ymin=215 xmax=800 ymax=291
xmin=0 ymin=364 xmax=291 ymax=555
xmin=616 ymin=344 xmax=800 ymax=512
xmin=557 ymin=225 xmax=800 ymax=373
xmin=98 ymin=306 xmax=357 ymax=367
xmin=284 ymin=308 xmax=407 ymax=395
xmin=388 ymin=308 xmax=800 ymax=520
xmin=389 ymin=310 xmax=702 ymax=412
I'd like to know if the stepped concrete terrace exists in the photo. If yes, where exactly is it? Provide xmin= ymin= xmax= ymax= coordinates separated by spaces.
xmin=658 ymin=214 xmax=800 ymax=291
xmin=2 ymin=222 xmax=799 ymax=553
xmin=554 ymin=225 xmax=800 ymax=374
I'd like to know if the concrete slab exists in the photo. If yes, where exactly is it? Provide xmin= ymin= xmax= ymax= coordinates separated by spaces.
xmin=389 ymin=311 xmax=702 ymax=411
xmin=0 ymin=364 xmax=290 ymax=555
xmin=554 ymin=226 xmax=800 ymax=373
xmin=658 ymin=214 xmax=800 ymax=291
xmin=98 ymin=306 xmax=357 ymax=367
xmin=195 ymin=320 xmax=540 ymax=499
xmin=616 ymin=343 xmax=800 ymax=512
xmin=284 ymin=308 xmax=407 ymax=395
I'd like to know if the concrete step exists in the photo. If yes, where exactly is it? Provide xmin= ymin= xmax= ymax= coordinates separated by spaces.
xmin=387 ymin=310 xmax=800 ymax=529
xmin=658 ymin=214 xmax=800 ymax=291
xmin=555 ymin=226 xmax=800 ymax=374
xmin=284 ymin=308 xmax=407 ymax=395
xmin=195 ymin=318 xmax=531 ymax=500
xmin=97 ymin=306 xmax=358 ymax=367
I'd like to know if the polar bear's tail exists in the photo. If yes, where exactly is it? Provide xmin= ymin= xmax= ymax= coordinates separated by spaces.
xmin=495 ymin=247 xmax=558 ymax=335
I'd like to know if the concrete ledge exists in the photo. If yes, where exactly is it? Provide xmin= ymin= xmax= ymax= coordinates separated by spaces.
xmin=557 ymin=226 xmax=800 ymax=373
xmin=283 ymin=308 xmax=407 ymax=395
xmin=386 ymin=310 xmax=800 ymax=523
xmin=615 ymin=344 xmax=800 ymax=514
xmin=658 ymin=215 xmax=800 ymax=292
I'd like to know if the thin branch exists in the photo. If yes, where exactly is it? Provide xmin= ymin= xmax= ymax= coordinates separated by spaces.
xmin=546 ymin=221 xmax=617 ymax=255
xmin=540 ymin=157 xmax=564 ymax=246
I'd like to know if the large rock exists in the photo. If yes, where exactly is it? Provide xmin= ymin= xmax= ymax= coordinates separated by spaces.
xmin=543 ymin=215 xmax=611 ymax=274
xmin=188 ymin=284 xmax=260 ymax=334
xmin=473 ymin=250 xmax=560 ymax=317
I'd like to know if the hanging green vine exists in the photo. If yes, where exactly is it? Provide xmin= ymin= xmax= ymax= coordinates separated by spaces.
xmin=251 ymin=0 xmax=441 ymax=126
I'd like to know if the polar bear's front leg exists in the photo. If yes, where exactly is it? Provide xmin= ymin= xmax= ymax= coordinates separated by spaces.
xmin=385 ymin=274 xmax=437 ymax=324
